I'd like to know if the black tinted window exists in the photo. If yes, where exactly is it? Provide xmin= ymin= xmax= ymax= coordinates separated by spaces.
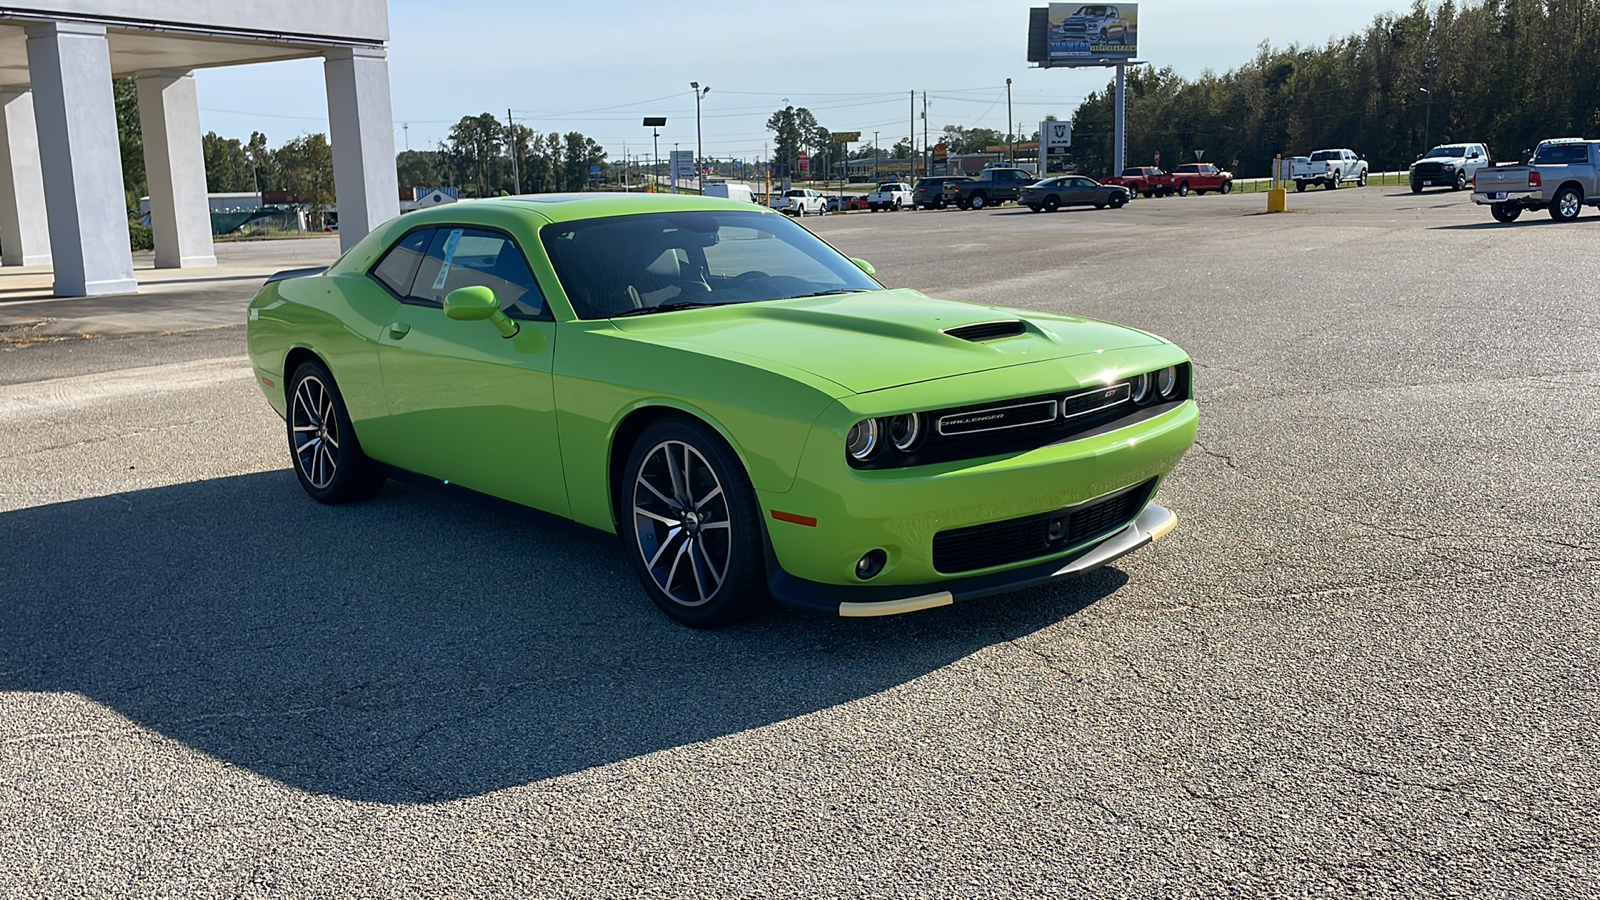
xmin=1533 ymin=144 xmax=1591 ymax=165
xmin=408 ymin=227 xmax=545 ymax=318
xmin=370 ymin=229 xmax=430 ymax=296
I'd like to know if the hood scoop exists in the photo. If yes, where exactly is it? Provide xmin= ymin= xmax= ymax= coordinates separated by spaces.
xmin=945 ymin=320 xmax=1027 ymax=343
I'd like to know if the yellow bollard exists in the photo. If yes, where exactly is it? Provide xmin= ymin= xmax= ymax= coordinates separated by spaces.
xmin=1267 ymin=187 xmax=1288 ymax=212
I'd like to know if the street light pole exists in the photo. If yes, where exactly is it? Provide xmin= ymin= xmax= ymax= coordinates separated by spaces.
xmin=673 ymin=142 xmax=679 ymax=194
xmin=691 ymin=82 xmax=710 ymax=193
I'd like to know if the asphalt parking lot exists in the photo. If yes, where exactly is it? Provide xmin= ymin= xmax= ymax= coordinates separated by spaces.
xmin=2 ymin=187 xmax=1596 ymax=897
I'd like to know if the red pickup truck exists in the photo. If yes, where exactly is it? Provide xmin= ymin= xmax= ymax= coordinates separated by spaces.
xmin=1167 ymin=162 xmax=1234 ymax=196
xmin=1102 ymin=166 xmax=1173 ymax=198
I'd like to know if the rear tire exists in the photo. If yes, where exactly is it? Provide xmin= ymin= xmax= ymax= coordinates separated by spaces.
xmin=286 ymin=359 xmax=385 ymax=505
xmin=1490 ymin=203 xmax=1522 ymax=223
xmin=1177 ymin=182 xmax=1190 ymax=197
xmin=1550 ymin=186 xmax=1583 ymax=222
xmin=1295 ymin=181 xmax=1306 ymax=193
xmin=1043 ymin=195 xmax=1060 ymax=212
xmin=969 ymin=193 xmax=987 ymax=210
xmin=622 ymin=417 xmax=769 ymax=628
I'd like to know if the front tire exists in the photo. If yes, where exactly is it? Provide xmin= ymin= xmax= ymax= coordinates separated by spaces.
xmin=1359 ymin=170 xmax=1369 ymax=187
xmin=1491 ymin=203 xmax=1522 ymax=223
xmin=1550 ymin=186 xmax=1583 ymax=222
xmin=286 ymin=359 xmax=384 ymax=505
xmin=1108 ymin=192 xmax=1127 ymax=208
xmin=622 ymin=417 xmax=768 ymax=628
xmin=1220 ymin=180 xmax=1233 ymax=194
xmin=1411 ymin=183 xmax=1423 ymax=194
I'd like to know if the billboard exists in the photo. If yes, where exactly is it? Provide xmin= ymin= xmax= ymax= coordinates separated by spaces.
xmin=1037 ymin=3 xmax=1138 ymax=66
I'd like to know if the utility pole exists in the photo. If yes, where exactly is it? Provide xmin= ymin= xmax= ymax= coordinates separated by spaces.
xmin=691 ymin=82 xmax=710 ymax=194
xmin=1421 ymin=58 xmax=1437 ymax=148
xmin=909 ymin=90 xmax=915 ymax=179
xmin=673 ymin=142 xmax=679 ymax=194
xmin=506 ymin=108 xmax=520 ymax=195
xmin=922 ymin=92 xmax=929 ymax=178
xmin=403 ymin=122 xmax=410 ymax=152
xmin=1006 ymin=78 xmax=1014 ymax=163
xmin=874 ymin=131 xmax=880 ymax=182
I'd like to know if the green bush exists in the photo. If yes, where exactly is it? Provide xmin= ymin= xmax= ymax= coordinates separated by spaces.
xmin=128 ymin=219 xmax=153 ymax=251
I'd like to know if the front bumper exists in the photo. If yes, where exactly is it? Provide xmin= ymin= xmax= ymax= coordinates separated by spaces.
xmin=769 ymin=502 xmax=1178 ymax=616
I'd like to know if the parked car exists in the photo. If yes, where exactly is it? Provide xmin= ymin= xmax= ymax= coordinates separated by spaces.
xmin=1167 ymin=163 xmax=1234 ymax=196
xmin=1290 ymin=149 xmax=1369 ymax=191
xmin=943 ymin=167 xmax=1037 ymax=209
xmin=1103 ymin=166 xmax=1173 ymax=198
xmin=1472 ymin=137 xmax=1600 ymax=222
xmin=825 ymin=194 xmax=869 ymax=213
xmin=1020 ymin=176 xmax=1130 ymax=211
xmin=703 ymin=182 xmax=756 ymax=204
xmin=912 ymin=177 xmax=966 ymax=210
xmin=245 ymin=194 xmax=1199 ymax=627
xmin=771 ymin=188 xmax=827 ymax=216
xmin=867 ymin=182 xmax=913 ymax=211
xmin=1409 ymin=143 xmax=1492 ymax=192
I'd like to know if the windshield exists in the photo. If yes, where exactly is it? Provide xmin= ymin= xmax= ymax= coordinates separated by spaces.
xmin=1310 ymin=151 xmax=1340 ymax=161
xmin=1423 ymin=146 xmax=1469 ymax=159
xmin=877 ymin=184 xmax=899 ymax=191
xmin=541 ymin=210 xmax=883 ymax=319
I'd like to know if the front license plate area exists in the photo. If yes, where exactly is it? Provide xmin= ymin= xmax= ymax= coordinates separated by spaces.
xmin=1422 ymin=181 xmax=1433 ymax=186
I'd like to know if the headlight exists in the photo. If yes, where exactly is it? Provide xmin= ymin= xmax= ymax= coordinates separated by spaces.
xmin=846 ymin=419 xmax=881 ymax=460
xmin=1156 ymin=366 xmax=1179 ymax=399
xmin=888 ymin=413 xmax=923 ymax=451
xmin=1129 ymin=372 xmax=1151 ymax=404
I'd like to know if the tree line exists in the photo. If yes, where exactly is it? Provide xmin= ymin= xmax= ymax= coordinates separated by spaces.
xmin=1070 ymin=0 xmax=1600 ymax=178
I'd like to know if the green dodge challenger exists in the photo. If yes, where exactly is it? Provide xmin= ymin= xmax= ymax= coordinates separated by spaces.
xmin=247 ymin=193 xmax=1198 ymax=627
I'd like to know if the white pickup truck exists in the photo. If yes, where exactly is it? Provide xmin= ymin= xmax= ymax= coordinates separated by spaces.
xmin=770 ymin=188 xmax=828 ymax=217
xmin=1472 ymin=138 xmax=1600 ymax=222
xmin=1290 ymin=149 xmax=1369 ymax=191
xmin=866 ymin=182 xmax=912 ymax=212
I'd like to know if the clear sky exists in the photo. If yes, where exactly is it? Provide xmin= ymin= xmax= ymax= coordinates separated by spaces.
xmin=194 ymin=0 xmax=1409 ymax=161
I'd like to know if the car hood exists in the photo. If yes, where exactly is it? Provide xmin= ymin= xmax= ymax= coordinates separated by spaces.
xmin=609 ymin=289 xmax=1164 ymax=394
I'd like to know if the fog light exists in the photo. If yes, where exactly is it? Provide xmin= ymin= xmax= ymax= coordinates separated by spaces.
xmin=855 ymin=549 xmax=888 ymax=580
xmin=1047 ymin=517 xmax=1066 ymax=542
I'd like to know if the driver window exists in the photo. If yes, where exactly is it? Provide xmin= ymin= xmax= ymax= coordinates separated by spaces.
xmin=408 ymin=227 xmax=546 ymax=318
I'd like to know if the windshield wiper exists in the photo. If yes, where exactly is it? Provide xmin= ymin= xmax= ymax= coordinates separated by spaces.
xmin=787 ymin=289 xmax=862 ymax=300
xmin=611 ymin=301 xmax=728 ymax=318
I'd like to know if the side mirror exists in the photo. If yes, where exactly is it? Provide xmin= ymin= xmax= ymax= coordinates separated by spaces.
xmin=444 ymin=285 xmax=519 ymax=338
xmin=850 ymin=258 xmax=876 ymax=277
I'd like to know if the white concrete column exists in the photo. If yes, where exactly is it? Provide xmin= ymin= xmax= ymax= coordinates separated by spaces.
xmin=25 ymin=22 xmax=135 ymax=297
xmin=0 ymin=89 xmax=52 ymax=267
xmin=136 ymin=70 xmax=216 ymax=269
xmin=324 ymin=47 xmax=398 ymax=252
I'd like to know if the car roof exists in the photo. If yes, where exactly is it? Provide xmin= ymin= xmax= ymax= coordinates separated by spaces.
xmin=395 ymin=192 xmax=773 ymax=227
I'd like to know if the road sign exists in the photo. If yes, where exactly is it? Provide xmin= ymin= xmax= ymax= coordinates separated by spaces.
xmin=642 ymin=117 xmax=666 ymax=127
xmin=799 ymin=152 xmax=809 ymax=174
xmin=1042 ymin=120 xmax=1071 ymax=151
xmin=833 ymin=131 xmax=861 ymax=143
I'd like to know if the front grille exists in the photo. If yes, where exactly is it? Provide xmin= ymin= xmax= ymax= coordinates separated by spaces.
xmin=1413 ymin=162 xmax=1451 ymax=179
xmin=931 ymin=480 xmax=1155 ymax=574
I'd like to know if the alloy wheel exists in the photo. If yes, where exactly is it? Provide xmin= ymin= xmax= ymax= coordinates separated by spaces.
xmin=291 ymin=375 xmax=340 ymax=489
xmin=632 ymin=440 xmax=732 ymax=608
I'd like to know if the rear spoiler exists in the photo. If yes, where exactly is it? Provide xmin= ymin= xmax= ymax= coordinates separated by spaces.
xmin=265 ymin=266 xmax=327 ymax=284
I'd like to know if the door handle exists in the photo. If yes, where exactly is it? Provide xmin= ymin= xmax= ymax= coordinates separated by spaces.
xmin=388 ymin=322 xmax=411 ymax=339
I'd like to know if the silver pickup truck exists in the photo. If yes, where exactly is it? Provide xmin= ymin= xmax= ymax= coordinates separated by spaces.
xmin=1472 ymin=138 xmax=1600 ymax=222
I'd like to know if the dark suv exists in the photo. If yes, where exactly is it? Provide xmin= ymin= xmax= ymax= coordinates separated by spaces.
xmin=942 ymin=167 xmax=1037 ymax=209
xmin=912 ymin=177 xmax=968 ymax=210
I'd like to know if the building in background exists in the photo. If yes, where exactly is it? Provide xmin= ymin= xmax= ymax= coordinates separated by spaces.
xmin=0 ymin=1 xmax=397 ymax=296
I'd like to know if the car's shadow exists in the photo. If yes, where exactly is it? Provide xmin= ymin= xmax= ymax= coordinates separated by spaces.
xmin=0 ymin=471 xmax=1125 ymax=804
xmin=1432 ymin=216 xmax=1600 ymax=230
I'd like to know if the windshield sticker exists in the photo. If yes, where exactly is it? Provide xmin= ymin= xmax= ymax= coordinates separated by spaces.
xmin=430 ymin=228 xmax=465 ymax=291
